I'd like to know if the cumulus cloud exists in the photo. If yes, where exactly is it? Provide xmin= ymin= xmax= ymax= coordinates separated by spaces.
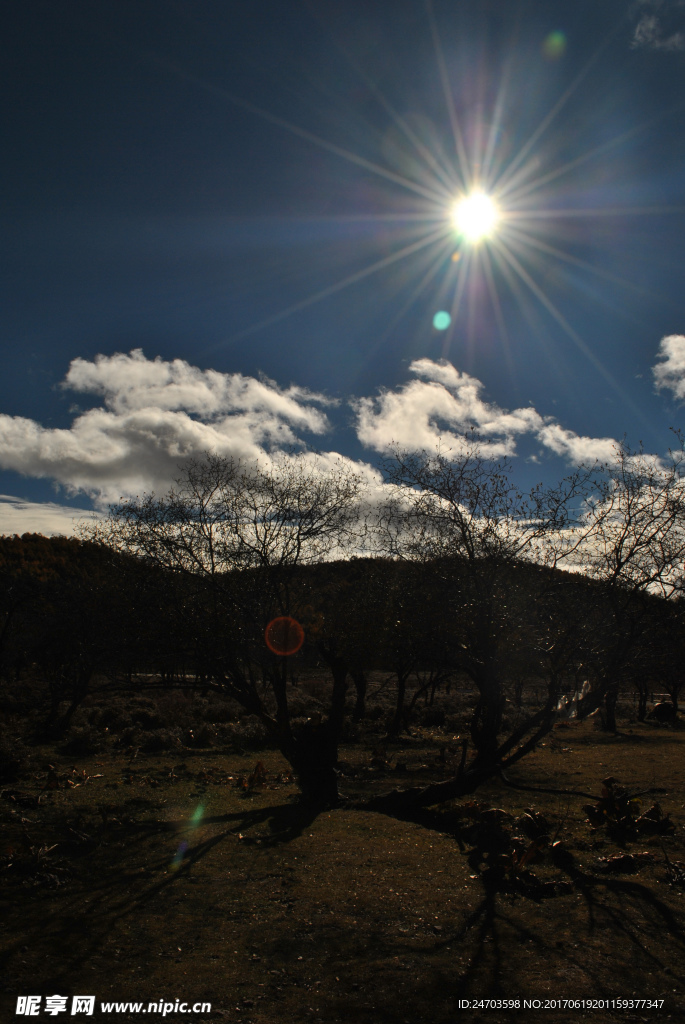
xmin=631 ymin=0 xmax=685 ymax=50
xmin=0 ymin=351 xmax=633 ymax=534
xmin=653 ymin=334 xmax=685 ymax=400
xmin=63 ymin=349 xmax=332 ymax=426
xmin=354 ymin=358 xmax=616 ymax=464
xmin=535 ymin=423 xmax=617 ymax=464
xmin=0 ymin=350 xmax=333 ymax=506
xmin=0 ymin=495 xmax=96 ymax=537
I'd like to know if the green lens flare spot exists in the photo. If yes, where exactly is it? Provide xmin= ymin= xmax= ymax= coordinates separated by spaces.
xmin=433 ymin=311 xmax=451 ymax=331
xmin=190 ymin=804 xmax=205 ymax=826
xmin=543 ymin=31 xmax=566 ymax=59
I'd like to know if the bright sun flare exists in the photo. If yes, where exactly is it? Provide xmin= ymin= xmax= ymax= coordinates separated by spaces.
xmin=451 ymin=192 xmax=499 ymax=243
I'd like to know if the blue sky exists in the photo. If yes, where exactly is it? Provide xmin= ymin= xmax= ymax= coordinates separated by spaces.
xmin=1 ymin=0 xmax=684 ymax=535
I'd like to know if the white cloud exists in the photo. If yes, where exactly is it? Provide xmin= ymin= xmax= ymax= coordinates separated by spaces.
xmin=535 ymin=423 xmax=617 ymax=464
xmin=64 ymin=349 xmax=332 ymax=426
xmin=653 ymin=334 xmax=685 ymax=400
xmin=354 ymin=358 xmax=615 ymax=464
xmin=0 ymin=352 xmax=644 ymax=533
xmin=631 ymin=1 xmax=685 ymax=49
xmin=0 ymin=495 xmax=96 ymax=537
xmin=0 ymin=350 xmax=333 ymax=506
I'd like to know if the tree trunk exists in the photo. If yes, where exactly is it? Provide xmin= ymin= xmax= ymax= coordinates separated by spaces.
xmin=469 ymin=667 xmax=504 ymax=762
xmin=603 ymin=685 xmax=618 ymax=733
xmin=286 ymin=647 xmax=348 ymax=808
xmin=289 ymin=720 xmax=340 ymax=808
xmin=387 ymin=670 xmax=409 ymax=738
xmin=637 ymin=687 xmax=647 ymax=722
xmin=329 ymin=658 xmax=348 ymax=734
xmin=351 ymin=668 xmax=367 ymax=722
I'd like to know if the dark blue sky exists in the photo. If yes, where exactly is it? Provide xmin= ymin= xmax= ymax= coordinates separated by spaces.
xmin=1 ymin=0 xmax=684 ymax=533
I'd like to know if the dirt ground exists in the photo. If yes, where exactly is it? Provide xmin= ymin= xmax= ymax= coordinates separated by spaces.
xmin=2 ymin=713 xmax=685 ymax=1024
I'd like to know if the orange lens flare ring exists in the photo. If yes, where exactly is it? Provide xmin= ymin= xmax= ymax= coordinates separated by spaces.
xmin=264 ymin=616 xmax=305 ymax=656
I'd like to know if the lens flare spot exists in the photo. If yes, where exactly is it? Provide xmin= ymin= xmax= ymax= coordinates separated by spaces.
xmin=171 ymin=840 xmax=188 ymax=872
xmin=190 ymin=804 xmax=204 ymax=827
xmin=543 ymin=31 xmax=566 ymax=59
xmin=433 ymin=310 xmax=451 ymax=331
xmin=451 ymin=192 xmax=498 ymax=243
xmin=451 ymin=251 xmax=461 ymax=262
xmin=264 ymin=616 xmax=305 ymax=656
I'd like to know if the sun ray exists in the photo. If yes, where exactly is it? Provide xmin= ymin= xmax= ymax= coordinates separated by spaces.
xmin=501 ymin=222 xmax=669 ymax=306
xmin=355 ymin=82 xmax=458 ymax=195
xmin=491 ymin=236 xmax=659 ymax=440
xmin=466 ymin=247 xmax=481 ymax=356
xmin=147 ymin=52 xmax=451 ymax=206
xmin=504 ymin=134 xmax=655 ymax=207
xmin=304 ymin=12 xmax=459 ymax=195
xmin=425 ymin=0 xmax=471 ymax=190
xmin=502 ymin=94 xmax=685 ymax=206
xmin=438 ymin=246 xmax=473 ymax=358
xmin=493 ymin=156 xmax=544 ymax=205
xmin=481 ymin=53 xmax=516 ymax=188
xmin=357 ymin=237 xmax=460 ymax=373
xmin=493 ymin=235 xmax=620 ymax=379
xmin=488 ymin=242 xmax=555 ymax=360
xmin=479 ymin=242 xmax=525 ymax=416
xmin=216 ymin=223 xmax=453 ymax=348
xmin=142 ymin=10 xmax=684 ymax=453
xmin=480 ymin=242 xmax=511 ymax=353
xmin=495 ymin=25 xmax=621 ymax=196
xmin=505 ymin=205 xmax=685 ymax=220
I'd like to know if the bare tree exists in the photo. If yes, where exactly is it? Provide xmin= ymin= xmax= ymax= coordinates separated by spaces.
xmin=88 ymin=451 xmax=366 ymax=806
xmin=554 ymin=437 xmax=685 ymax=730
xmin=565 ymin=437 xmax=685 ymax=597
xmin=365 ymin=439 xmax=589 ymax=809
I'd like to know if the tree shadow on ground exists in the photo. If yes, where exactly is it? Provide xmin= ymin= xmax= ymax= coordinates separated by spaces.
xmin=359 ymin=803 xmax=685 ymax=1005
xmin=0 ymin=799 xmax=319 ymax=994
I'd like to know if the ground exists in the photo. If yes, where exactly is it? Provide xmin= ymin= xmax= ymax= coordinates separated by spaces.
xmin=2 ymin=704 xmax=685 ymax=1023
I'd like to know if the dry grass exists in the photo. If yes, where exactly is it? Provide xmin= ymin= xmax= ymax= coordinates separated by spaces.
xmin=2 ymin=716 xmax=685 ymax=1023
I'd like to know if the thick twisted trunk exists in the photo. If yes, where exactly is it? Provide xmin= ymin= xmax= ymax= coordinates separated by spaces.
xmin=288 ymin=720 xmax=341 ymax=807
xmin=285 ymin=648 xmax=348 ymax=808
xmin=469 ymin=663 xmax=504 ymax=763
xmin=603 ymin=684 xmax=618 ymax=733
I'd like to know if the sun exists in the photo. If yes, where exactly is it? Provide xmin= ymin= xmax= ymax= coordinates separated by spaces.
xmin=451 ymin=192 xmax=499 ymax=243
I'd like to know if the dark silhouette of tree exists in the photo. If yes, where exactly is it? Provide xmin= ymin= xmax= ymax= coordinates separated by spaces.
xmin=554 ymin=438 xmax=685 ymax=731
xmin=0 ymin=534 xmax=133 ymax=732
xmin=89 ymin=452 xmax=365 ymax=806
xmin=370 ymin=441 xmax=585 ymax=782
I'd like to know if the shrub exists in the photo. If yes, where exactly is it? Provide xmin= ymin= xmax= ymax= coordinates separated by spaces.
xmin=224 ymin=717 xmax=273 ymax=750
xmin=97 ymin=706 xmax=134 ymax=734
xmin=140 ymin=728 xmax=183 ymax=752
xmin=419 ymin=706 xmax=446 ymax=728
xmin=117 ymin=726 xmax=144 ymax=749
xmin=0 ymin=737 xmax=26 ymax=783
xmin=60 ymin=725 xmax=104 ymax=757
xmin=203 ymin=700 xmax=239 ymax=724
xmin=194 ymin=724 xmax=217 ymax=747
xmin=133 ymin=709 xmax=164 ymax=730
